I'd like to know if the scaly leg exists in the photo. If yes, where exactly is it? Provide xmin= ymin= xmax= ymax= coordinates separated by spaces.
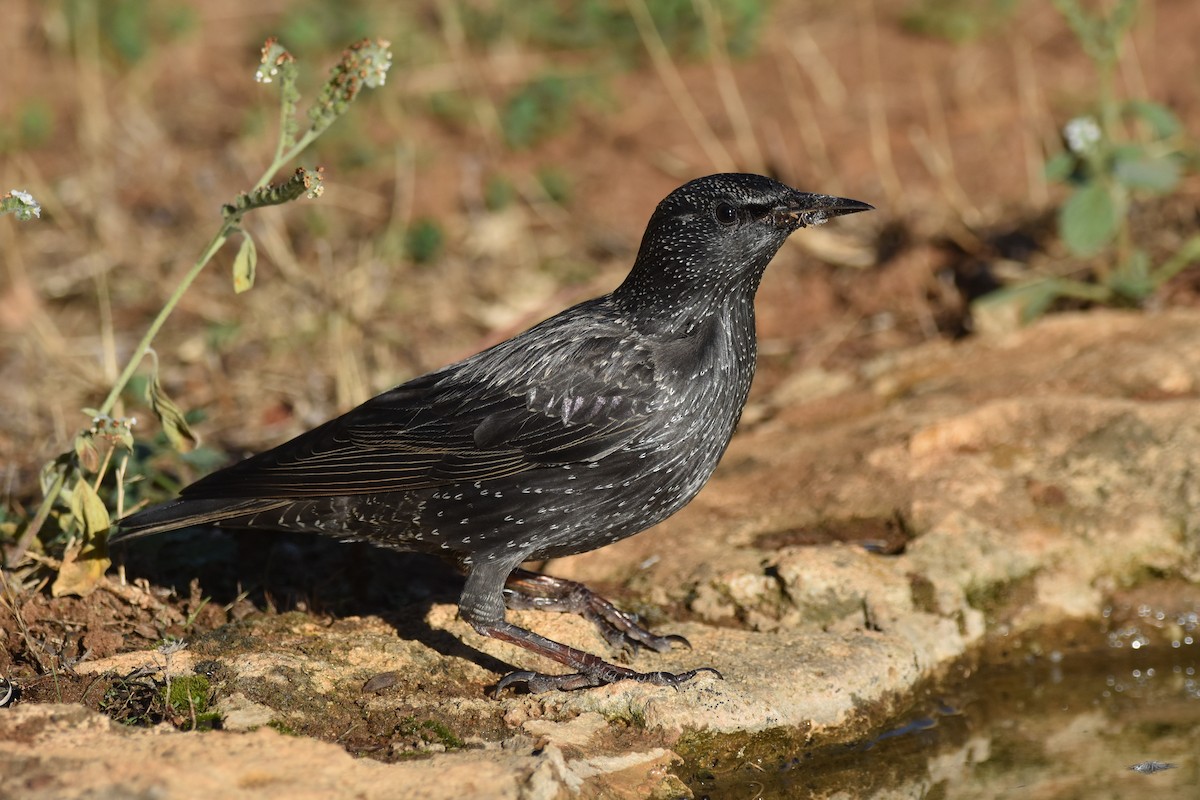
xmin=460 ymin=561 xmax=720 ymax=694
xmin=503 ymin=568 xmax=689 ymax=656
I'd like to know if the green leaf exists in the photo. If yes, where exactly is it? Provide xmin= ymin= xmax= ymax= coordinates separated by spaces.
xmin=1109 ymin=249 xmax=1154 ymax=302
xmin=232 ymin=233 xmax=257 ymax=293
xmin=146 ymin=353 xmax=199 ymax=452
xmin=1125 ymin=100 xmax=1181 ymax=139
xmin=67 ymin=474 xmax=111 ymax=537
xmin=1113 ymin=153 xmax=1180 ymax=193
xmin=1059 ymin=183 xmax=1119 ymax=257
xmin=1044 ymin=152 xmax=1077 ymax=183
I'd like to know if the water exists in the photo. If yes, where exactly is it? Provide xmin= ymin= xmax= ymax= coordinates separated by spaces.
xmin=688 ymin=648 xmax=1200 ymax=799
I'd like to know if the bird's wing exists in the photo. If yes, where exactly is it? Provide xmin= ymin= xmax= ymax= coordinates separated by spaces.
xmin=179 ymin=327 xmax=663 ymax=500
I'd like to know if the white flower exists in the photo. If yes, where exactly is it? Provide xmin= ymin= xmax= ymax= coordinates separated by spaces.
xmin=1064 ymin=116 xmax=1102 ymax=155
xmin=7 ymin=189 xmax=41 ymax=220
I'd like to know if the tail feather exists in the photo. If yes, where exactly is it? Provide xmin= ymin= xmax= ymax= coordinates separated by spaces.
xmin=110 ymin=497 xmax=290 ymax=543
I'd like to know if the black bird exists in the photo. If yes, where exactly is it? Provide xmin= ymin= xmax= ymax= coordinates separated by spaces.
xmin=113 ymin=174 xmax=872 ymax=693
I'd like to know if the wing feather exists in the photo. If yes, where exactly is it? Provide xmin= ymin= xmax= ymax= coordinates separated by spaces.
xmin=180 ymin=319 xmax=664 ymax=500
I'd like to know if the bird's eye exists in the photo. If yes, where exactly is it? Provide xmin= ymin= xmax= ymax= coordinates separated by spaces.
xmin=714 ymin=202 xmax=738 ymax=226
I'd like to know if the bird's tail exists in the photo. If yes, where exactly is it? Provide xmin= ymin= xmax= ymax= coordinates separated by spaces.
xmin=110 ymin=497 xmax=290 ymax=544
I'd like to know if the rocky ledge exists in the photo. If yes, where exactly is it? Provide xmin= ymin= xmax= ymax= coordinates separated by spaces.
xmin=5 ymin=309 xmax=1200 ymax=799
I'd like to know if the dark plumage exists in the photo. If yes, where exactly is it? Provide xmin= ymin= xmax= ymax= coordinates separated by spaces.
xmin=114 ymin=173 xmax=872 ymax=693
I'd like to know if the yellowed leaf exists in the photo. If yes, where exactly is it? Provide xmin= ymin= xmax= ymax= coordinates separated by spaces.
xmin=53 ymin=479 xmax=112 ymax=598
xmin=52 ymin=539 xmax=110 ymax=598
xmin=232 ymin=233 xmax=257 ymax=293
xmin=147 ymin=359 xmax=199 ymax=453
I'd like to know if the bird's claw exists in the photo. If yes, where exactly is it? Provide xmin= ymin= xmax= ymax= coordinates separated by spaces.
xmin=600 ymin=618 xmax=692 ymax=656
xmin=494 ymin=664 xmax=722 ymax=695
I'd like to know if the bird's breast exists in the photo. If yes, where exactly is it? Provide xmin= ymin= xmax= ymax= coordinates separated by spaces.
xmin=642 ymin=307 xmax=756 ymax=489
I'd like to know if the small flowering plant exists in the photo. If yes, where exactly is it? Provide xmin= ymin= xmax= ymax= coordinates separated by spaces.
xmin=1042 ymin=0 xmax=1192 ymax=272
xmin=1046 ymin=104 xmax=1190 ymax=270
xmin=978 ymin=0 xmax=1198 ymax=322
xmin=0 ymin=189 xmax=42 ymax=221
xmin=9 ymin=39 xmax=392 ymax=595
xmin=1043 ymin=0 xmax=1199 ymax=306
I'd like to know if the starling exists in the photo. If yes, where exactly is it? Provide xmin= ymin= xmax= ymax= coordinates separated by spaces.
xmin=113 ymin=173 xmax=872 ymax=693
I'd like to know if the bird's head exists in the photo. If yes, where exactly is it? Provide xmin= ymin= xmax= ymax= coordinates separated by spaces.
xmin=615 ymin=173 xmax=872 ymax=319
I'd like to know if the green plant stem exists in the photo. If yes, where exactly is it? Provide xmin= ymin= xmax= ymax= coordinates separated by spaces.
xmin=7 ymin=469 xmax=67 ymax=567
xmin=269 ymin=88 xmax=296 ymax=179
xmin=1049 ymin=277 xmax=1115 ymax=302
xmin=1150 ymin=234 xmax=1200 ymax=284
xmin=1096 ymin=54 xmax=1119 ymax=138
xmin=1113 ymin=184 xmax=1132 ymax=269
xmin=95 ymin=229 xmax=230 ymax=417
xmin=254 ymin=129 xmax=321 ymax=193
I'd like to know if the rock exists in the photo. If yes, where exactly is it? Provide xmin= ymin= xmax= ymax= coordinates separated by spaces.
xmin=9 ymin=309 xmax=1200 ymax=797
xmin=214 ymin=692 xmax=276 ymax=731
xmin=0 ymin=703 xmax=519 ymax=800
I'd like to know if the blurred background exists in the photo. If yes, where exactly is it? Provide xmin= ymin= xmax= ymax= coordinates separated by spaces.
xmin=2 ymin=0 xmax=1198 ymax=521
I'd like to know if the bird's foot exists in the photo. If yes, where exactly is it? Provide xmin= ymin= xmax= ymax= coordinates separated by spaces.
xmin=504 ymin=569 xmax=689 ymax=657
xmin=478 ymin=619 xmax=719 ymax=696
xmin=495 ymin=664 xmax=722 ymax=695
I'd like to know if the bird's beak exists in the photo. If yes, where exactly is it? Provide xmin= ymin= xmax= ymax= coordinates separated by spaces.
xmin=774 ymin=193 xmax=874 ymax=229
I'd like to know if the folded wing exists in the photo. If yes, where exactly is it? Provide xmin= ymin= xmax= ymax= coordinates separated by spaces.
xmin=176 ymin=329 xmax=661 ymax=501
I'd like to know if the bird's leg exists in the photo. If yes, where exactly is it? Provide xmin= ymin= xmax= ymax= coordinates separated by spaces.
xmin=503 ymin=568 xmax=689 ymax=657
xmin=460 ymin=562 xmax=720 ymax=695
